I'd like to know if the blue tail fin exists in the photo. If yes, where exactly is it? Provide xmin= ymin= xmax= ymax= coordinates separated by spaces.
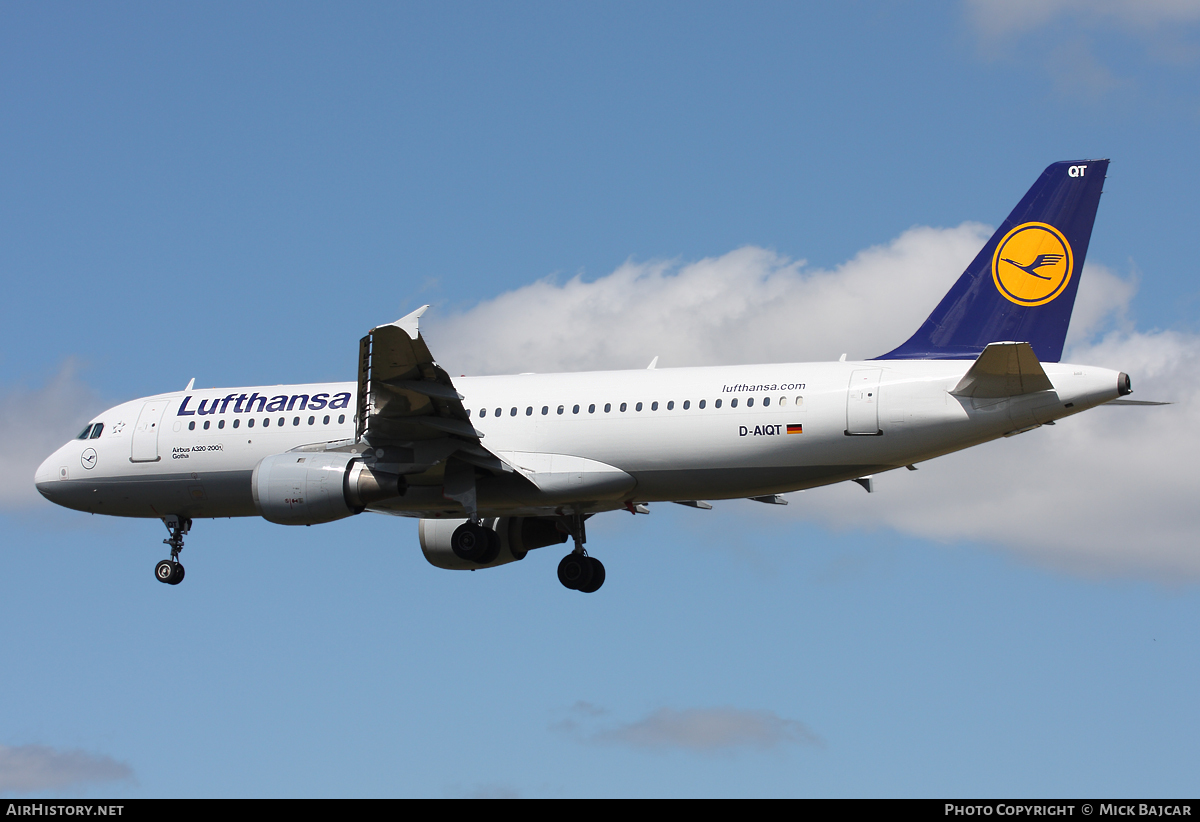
xmin=879 ymin=159 xmax=1108 ymax=362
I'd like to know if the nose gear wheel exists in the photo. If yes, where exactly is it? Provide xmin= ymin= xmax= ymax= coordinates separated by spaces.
xmin=155 ymin=517 xmax=192 ymax=586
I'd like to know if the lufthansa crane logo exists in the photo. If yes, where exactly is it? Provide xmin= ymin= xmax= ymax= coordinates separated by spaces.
xmin=991 ymin=222 xmax=1074 ymax=307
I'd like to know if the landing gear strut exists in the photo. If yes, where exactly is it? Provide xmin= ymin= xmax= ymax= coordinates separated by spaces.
xmin=155 ymin=516 xmax=191 ymax=585
xmin=557 ymin=513 xmax=604 ymax=593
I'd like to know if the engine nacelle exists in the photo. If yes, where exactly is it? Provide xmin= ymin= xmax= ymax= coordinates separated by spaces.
xmin=419 ymin=516 xmax=569 ymax=570
xmin=252 ymin=452 xmax=403 ymax=525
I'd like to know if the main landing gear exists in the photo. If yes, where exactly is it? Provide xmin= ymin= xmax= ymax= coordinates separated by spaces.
xmin=155 ymin=516 xmax=191 ymax=586
xmin=450 ymin=520 xmax=501 ymax=564
xmin=557 ymin=513 xmax=604 ymax=594
xmin=449 ymin=512 xmax=606 ymax=593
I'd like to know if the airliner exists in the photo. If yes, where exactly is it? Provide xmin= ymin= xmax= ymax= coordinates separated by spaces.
xmin=36 ymin=160 xmax=1134 ymax=593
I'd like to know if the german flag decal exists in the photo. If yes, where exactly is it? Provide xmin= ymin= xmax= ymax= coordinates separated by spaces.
xmin=787 ymin=424 xmax=803 ymax=434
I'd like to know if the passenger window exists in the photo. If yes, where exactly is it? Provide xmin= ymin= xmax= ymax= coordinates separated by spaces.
xmin=78 ymin=425 xmax=93 ymax=439
xmin=572 ymin=405 xmax=579 ymax=414
xmin=278 ymin=417 xmax=285 ymax=426
xmin=494 ymin=408 xmax=501 ymax=417
xmin=323 ymin=415 xmax=330 ymax=424
xmin=338 ymin=414 xmax=346 ymax=424
xmin=667 ymin=401 xmax=673 ymax=410
xmin=763 ymin=397 xmax=770 ymax=407
xmin=89 ymin=423 xmax=104 ymax=439
xmin=218 ymin=419 xmax=225 ymax=429
xmin=699 ymin=400 xmax=706 ymax=409
xmin=510 ymin=407 xmax=517 ymax=417
xmin=479 ymin=408 xmax=487 ymax=418
xmin=620 ymin=402 xmax=627 ymax=412
xmin=715 ymin=399 xmax=722 ymax=408
xmin=526 ymin=407 xmax=533 ymax=416
xmin=263 ymin=418 xmax=270 ymax=427
xmin=651 ymin=401 xmax=658 ymax=411
xmin=233 ymin=419 xmax=240 ymax=428
xmin=746 ymin=398 xmax=753 ymax=407
xmin=795 ymin=396 xmax=804 ymax=407
xmin=308 ymin=416 xmax=315 ymax=425
xmin=542 ymin=406 xmax=548 ymax=415
xmin=683 ymin=400 xmax=690 ymax=410
xmin=247 ymin=419 xmax=255 ymax=428
xmin=731 ymin=398 xmax=738 ymax=408
xmin=779 ymin=397 xmax=787 ymax=406
xmin=188 ymin=421 xmax=196 ymax=431
xmin=588 ymin=404 xmax=595 ymax=414
xmin=635 ymin=402 xmax=642 ymax=411
xmin=557 ymin=405 xmax=564 ymax=415
xmin=203 ymin=421 xmax=210 ymax=430
xmin=604 ymin=403 xmax=611 ymax=413
xmin=293 ymin=417 xmax=299 ymax=426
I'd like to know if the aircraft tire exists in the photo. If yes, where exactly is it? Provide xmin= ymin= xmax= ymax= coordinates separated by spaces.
xmin=155 ymin=560 xmax=175 ymax=584
xmin=478 ymin=528 xmax=501 ymax=564
xmin=451 ymin=522 xmax=491 ymax=563
xmin=577 ymin=558 xmax=605 ymax=593
xmin=557 ymin=553 xmax=593 ymax=591
xmin=168 ymin=563 xmax=185 ymax=585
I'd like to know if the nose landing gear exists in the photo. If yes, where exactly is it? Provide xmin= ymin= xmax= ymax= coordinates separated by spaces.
xmin=155 ymin=516 xmax=191 ymax=585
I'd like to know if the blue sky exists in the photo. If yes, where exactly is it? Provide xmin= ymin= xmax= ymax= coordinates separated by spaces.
xmin=2 ymin=1 xmax=1200 ymax=797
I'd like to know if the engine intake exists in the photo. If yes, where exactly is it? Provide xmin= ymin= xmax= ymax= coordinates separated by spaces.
xmin=252 ymin=452 xmax=403 ymax=525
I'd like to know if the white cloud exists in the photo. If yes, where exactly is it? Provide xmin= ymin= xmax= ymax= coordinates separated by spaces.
xmin=967 ymin=0 xmax=1200 ymax=37
xmin=589 ymin=707 xmax=823 ymax=754
xmin=424 ymin=225 xmax=1200 ymax=580
xmin=965 ymin=0 xmax=1200 ymax=92
xmin=0 ymin=744 xmax=134 ymax=793
xmin=428 ymin=224 xmax=991 ymax=375
xmin=0 ymin=364 xmax=106 ymax=511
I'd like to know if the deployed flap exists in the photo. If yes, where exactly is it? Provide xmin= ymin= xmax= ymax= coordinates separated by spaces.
xmin=951 ymin=341 xmax=1054 ymax=399
xmin=493 ymin=451 xmax=635 ymax=500
xmin=357 ymin=306 xmax=484 ymax=445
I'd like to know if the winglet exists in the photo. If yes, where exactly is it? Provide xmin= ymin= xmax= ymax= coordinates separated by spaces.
xmin=184 ymin=377 xmax=195 ymax=391
xmin=647 ymin=356 xmax=659 ymax=370
xmin=390 ymin=305 xmax=430 ymax=340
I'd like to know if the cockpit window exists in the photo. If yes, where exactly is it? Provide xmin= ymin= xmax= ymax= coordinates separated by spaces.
xmin=77 ymin=424 xmax=94 ymax=440
xmin=89 ymin=423 xmax=104 ymax=439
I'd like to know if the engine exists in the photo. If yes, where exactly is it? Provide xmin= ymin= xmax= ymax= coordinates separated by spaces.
xmin=251 ymin=452 xmax=403 ymax=525
xmin=419 ymin=516 xmax=569 ymax=570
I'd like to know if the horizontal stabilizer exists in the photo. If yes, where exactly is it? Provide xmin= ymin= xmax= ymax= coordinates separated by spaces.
xmin=1103 ymin=399 xmax=1171 ymax=406
xmin=951 ymin=341 xmax=1053 ymax=399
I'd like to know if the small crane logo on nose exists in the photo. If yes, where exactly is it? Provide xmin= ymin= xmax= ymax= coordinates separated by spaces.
xmin=81 ymin=448 xmax=98 ymax=470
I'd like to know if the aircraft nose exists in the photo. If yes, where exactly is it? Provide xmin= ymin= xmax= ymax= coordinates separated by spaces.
xmin=35 ymin=450 xmax=64 ymax=502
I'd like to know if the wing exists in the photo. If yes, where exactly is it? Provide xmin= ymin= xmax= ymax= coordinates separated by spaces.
xmin=355 ymin=306 xmax=514 ymax=497
xmin=356 ymin=306 xmax=479 ymax=444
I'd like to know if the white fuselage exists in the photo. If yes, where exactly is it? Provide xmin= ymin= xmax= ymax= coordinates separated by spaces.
xmin=35 ymin=359 xmax=1123 ymax=521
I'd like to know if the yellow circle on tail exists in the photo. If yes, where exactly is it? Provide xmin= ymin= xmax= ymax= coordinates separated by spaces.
xmin=991 ymin=222 xmax=1073 ymax=307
